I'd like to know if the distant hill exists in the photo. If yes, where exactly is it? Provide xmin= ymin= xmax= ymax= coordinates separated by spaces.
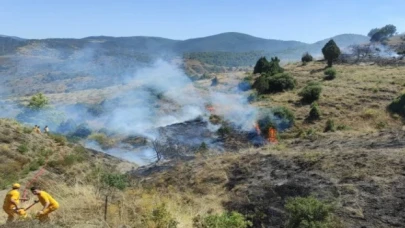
xmin=269 ymin=33 xmax=370 ymax=61
xmin=173 ymin=32 xmax=306 ymax=53
xmin=0 ymin=34 xmax=25 ymax=41
xmin=0 ymin=32 xmax=371 ymax=85
xmin=0 ymin=32 xmax=368 ymax=57
xmin=183 ymin=34 xmax=370 ymax=66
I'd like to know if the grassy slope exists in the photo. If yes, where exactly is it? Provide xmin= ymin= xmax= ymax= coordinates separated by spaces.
xmin=125 ymin=61 xmax=405 ymax=227
xmin=102 ymin=62 xmax=405 ymax=227
xmin=2 ymin=61 xmax=405 ymax=227
xmin=0 ymin=119 xmax=134 ymax=227
xmin=260 ymin=61 xmax=404 ymax=133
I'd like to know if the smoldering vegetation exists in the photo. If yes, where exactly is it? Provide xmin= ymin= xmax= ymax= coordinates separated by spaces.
xmin=337 ymin=43 xmax=405 ymax=65
xmin=0 ymin=44 xmax=289 ymax=165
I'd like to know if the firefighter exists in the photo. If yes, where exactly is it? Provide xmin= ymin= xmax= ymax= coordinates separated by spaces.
xmin=44 ymin=126 xmax=49 ymax=134
xmin=32 ymin=125 xmax=38 ymax=133
xmin=30 ymin=187 xmax=59 ymax=223
xmin=2 ymin=183 xmax=21 ymax=223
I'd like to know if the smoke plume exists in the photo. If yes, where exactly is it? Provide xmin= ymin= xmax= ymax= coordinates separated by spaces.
xmin=0 ymin=44 xmax=260 ymax=164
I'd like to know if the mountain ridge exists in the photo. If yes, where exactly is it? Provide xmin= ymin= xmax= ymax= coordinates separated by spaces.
xmin=0 ymin=32 xmax=368 ymax=53
xmin=0 ymin=32 xmax=369 ymax=67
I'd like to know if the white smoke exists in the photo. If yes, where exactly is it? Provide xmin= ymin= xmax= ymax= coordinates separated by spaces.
xmin=102 ymin=60 xmax=257 ymax=137
xmin=1 ymin=43 xmax=260 ymax=164
xmin=208 ymin=90 xmax=257 ymax=131
xmin=85 ymin=141 xmax=155 ymax=166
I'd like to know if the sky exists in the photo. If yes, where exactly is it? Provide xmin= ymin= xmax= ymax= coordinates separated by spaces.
xmin=1 ymin=0 xmax=404 ymax=43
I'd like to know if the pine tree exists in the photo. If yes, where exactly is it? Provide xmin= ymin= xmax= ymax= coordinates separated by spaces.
xmin=253 ymin=57 xmax=268 ymax=74
xmin=321 ymin=39 xmax=341 ymax=67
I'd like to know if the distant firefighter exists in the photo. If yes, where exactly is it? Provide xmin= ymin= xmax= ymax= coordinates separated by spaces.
xmin=32 ymin=125 xmax=38 ymax=133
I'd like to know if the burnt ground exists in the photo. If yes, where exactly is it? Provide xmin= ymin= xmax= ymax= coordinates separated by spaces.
xmin=133 ymin=128 xmax=405 ymax=228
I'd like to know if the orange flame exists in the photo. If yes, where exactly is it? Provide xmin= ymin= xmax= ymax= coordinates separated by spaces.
xmin=206 ymin=106 xmax=215 ymax=112
xmin=268 ymin=127 xmax=278 ymax=143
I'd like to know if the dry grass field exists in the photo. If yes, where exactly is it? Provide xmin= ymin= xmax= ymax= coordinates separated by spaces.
xmin=252 ymin=61 xmax=405 ymax=134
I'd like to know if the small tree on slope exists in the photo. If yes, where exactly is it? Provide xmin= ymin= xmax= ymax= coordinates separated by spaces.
xmin=322 ymin=39 xmax=341 ymax=67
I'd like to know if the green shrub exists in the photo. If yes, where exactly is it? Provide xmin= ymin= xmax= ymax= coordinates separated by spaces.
xmin=285 ymin=196 xmax=337 ymax=228
xmin=142 ymin=203 xmax=178 ymax=228
xmin=66 ymin=136 xmax=81 ymax=143
xmin=49 ymin=134 xmax=67 ymax=145
xmin=263 ymin=57 xmax=284 ymax=75
xmin=324 ymin=68 xmax=337 ymax=80
xmin=23 ymin=127 xmax=32 ymax=134
xmin=71 ymin=124 xmax=92 ymax=138
xmin=257 ymin=107 xmax=295 ymax=133
xmin=198 ymin=142 xmax=208 ymax=154
xmin=63 ymin=153 xmax=86 ymax=167
xmin=253 ymin=57 xmax=269 ymax=74
xmin=324 ymin=119 xmax=336 ymax=132
xmin=388 ymin=93 xmax=405 ymax=117
xmin=102 ymin=173 xmax=129 ymax=190
xmin=252 ymin=75 xmax=269 ymax=94
xmin=0 ymin=170 xmax=19 ymax=190
xmin=217 ymin=125 xmax=231 ymax=137
xmin=74 ymin=145 xmax=88 ymax=158
xmin=267 ymin=73 xmax=296 ymax=93
xmin=29 ymin=161 xmax=40 ymax=171
xmin=209 ymin=115 xmax=222 ymax=125
xmin=299 ymin=82 xmax=322 ymax=103
xmin=253 ymin=57 xmax=284 ymax=94
xmin=337 ymin=125 xmax=350 ymax=131
xmin=301 ymin=52 xmax=313 ymax=63
xmin=40 ymin=149 xmax=53 ymax=157
xmin=89 ymin=133 xmax=115 ymax=149
xmin=322 ymin=39 xmax=341 ymax=67
xmin=308 ymin=102 xmax=321 ymax=121
xmin=193 ymin=211 xmax=252 ymax=228
xmin=17 ymin=143 xmax=29 ymax=154
xmin=273 ymin=107 xmax=295 ymax=125
xmin=37 ymin=157 xmax=45 ymax=166
xmin=63 ymin=155 xmax=76 ymax=166
xmin=46 ymin=160 xmax=62 ymax=170
xmin=28 ymin=93 xmax=49 ymax=110
xmin=376 ymin=121 xmax=387 ymax=129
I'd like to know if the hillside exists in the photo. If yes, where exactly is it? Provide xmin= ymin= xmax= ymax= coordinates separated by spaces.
xmin=2 ymin=59 xmax=405 ymax=227
xmin=0 ymin=118 xmax=134 ymax=227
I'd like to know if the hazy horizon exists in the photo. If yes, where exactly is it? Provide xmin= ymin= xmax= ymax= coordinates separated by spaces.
xmin=1 ymin=31 xmax=372 ymax=43
xmin=1 ymin=0 xmax=404 ymax=43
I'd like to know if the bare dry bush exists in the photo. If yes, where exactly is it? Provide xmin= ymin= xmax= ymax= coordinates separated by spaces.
xmin=152 ymin=139 xmax=196 ymax=162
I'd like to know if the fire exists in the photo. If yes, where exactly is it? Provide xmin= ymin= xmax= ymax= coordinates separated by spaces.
xmin=206 ymin=105 xmax=215 ymax=112
xmin=268 ymin=127 xmax=278 ymax=143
